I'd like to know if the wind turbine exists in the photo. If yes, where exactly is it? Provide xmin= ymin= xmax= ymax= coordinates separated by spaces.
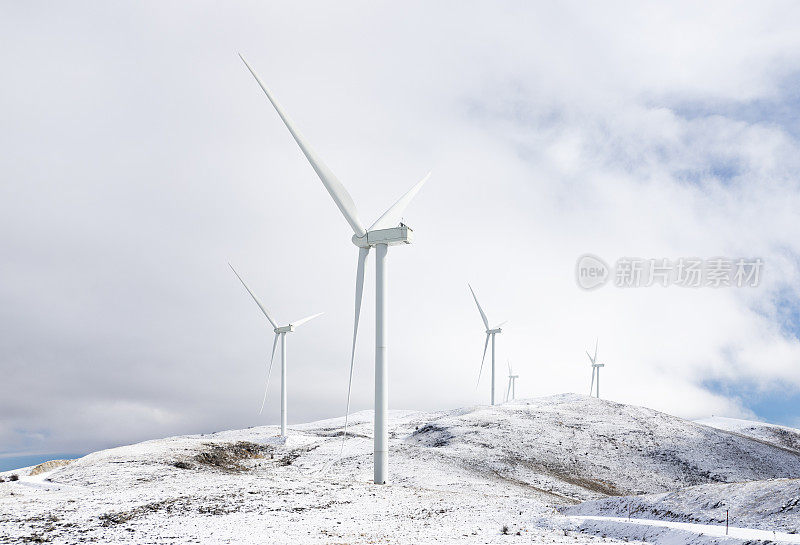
xmin=505 ymin=360 xmax=518 ymax=402
xmin=587 ymin=339 xmax=604 ymax=398
xmin=468 ymin=284 xmax=506 ymax=405
xmin=239 ymin=55 xmax=429 ymax=484
xmin=229 ymin=264 xmax=322 ymax=437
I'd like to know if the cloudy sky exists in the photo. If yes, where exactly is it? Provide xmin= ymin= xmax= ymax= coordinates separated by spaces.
xmin=4 ymin=1 xmax=800 ymax=462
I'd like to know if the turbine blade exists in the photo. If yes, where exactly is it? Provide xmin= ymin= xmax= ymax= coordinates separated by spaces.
xmin=589 ymin=366 xmax=596 ymax=396
xmin=341 ymin=247 xmax=370 ymax=454
xmin=508 ymin=360 xmax=512 ymax=376
xmin=368 ymin=171 xmax=431 ymax=231
xmin=468 ymin=284 xmax=490 ymax=330
xmin=229 ymin=263 xmax=278 ymax=329
xmin=506 ymin=380 xmax=512 ymax=402
xmin=259 ymin=333 xmax=280 ymax=414
xmin=291 ymin=312 xmax=324 ymax=328
xmin=586 ymin=350 xmax=594 ymax=364
xmin=239 ymin=54 xmax=366 ymax=237
xmin=476 ymin=333 xmax=490 ymax=388
xmin=494 ymin=321 xmax=508 ymax=329
xmin=594 ymin=338 xmax=598 ymax=362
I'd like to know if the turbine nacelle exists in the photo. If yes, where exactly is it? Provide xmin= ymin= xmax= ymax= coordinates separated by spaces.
xmin=352 ymin=224 xmax=414 ymax=248
xmin=486 ymin=327 xmax=503 ymax=334
xmin=274 ymin=324 xmax=295 ymax=334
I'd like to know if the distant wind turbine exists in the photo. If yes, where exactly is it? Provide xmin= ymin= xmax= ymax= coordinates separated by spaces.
xmin=229 ymin=264 xmax=322 ymax=437
xmin=505 ymin=360 xmax=518 ymax=402
xmin=587 ymin=339 xmax=605 ymax=398
xmin=239 ymin=55 xmax=430 ymax=484
xmin=469 ymin=284 xmax=506 ymax=405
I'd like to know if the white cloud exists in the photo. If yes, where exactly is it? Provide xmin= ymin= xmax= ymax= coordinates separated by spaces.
xmin=2 ymin=1 xmax=800 ymax=455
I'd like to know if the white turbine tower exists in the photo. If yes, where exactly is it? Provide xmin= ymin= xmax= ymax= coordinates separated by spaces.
xmin=468 ymin=284 xmax=506 ymax=405
xmin=505 ymin=360 xmax=518 ymax=402
xmin=587 ymin=339 xmax=604 ymax=398
xmin=239 ymin=55 xmax=429 ymax=485
xmin=230 ymin=264 xmax=322 ymax=437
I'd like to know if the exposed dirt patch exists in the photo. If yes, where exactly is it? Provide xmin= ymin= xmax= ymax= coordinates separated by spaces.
xmin=488 ymin=469 xmax=580 ymax=505
xmin=30 ymin=460 xmax=72 ymax=476
xmin=193 ymin=442 xmax=271 ymax=472
xmin=515 ymin=458 xmax=624 ymax=498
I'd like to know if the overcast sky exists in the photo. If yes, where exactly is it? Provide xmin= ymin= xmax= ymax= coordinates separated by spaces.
xmin=4 ymin=1 xmax=800 ymax=459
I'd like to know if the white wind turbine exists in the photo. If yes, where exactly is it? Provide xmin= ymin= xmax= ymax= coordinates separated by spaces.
xmin=229 ymin=264 xmax=322 ymax=437
xmin=587 ymin=339 xmax=604 ymax=398
xmin=504 ymin=360 xmax=518 ymax=402
xmin=239 ymin=55 xmax=430 ymax=484
xmin=468 ymin=284 xmax=506 ymax=405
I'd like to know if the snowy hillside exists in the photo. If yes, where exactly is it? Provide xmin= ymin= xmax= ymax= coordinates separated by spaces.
xmin=565 ymin=477 xmax=800 ymax=534
xmin=564 ymin=415 xmax=800 ymax=537
xmin=404 ymin=394 xmax=800 ymax=501
xmin=4 ymin=394 xmax=800 ymax=544
xmin=697 ymin=416 xmax=800 ymax=453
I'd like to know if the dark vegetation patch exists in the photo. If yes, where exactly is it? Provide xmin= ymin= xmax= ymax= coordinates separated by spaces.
xmin=409 ymin=424 xmax=454 ymax=447
xmin=646 ymin=448 xmax=724 ymax=485
xmin=781 ymin=496 xmax=800 ymax=513
xmin=768 ymin=428 xmax=800 ymax=453
xmin=100 ymin=497 xmax=191 ymax=526
xmin=311 ymin=428 xmax=371 ymax=439
xmin=20 ymin=534 xmax=50 ymax=543
xmin=411 ymin=507 xmax=450 ymax=520
xmin=197 ymin=504 xmax=239 ymax=516
xmin=277 ymin=452 xmax=301 ymax=466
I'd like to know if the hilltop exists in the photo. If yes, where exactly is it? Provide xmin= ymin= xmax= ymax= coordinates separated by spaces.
xmin=3 ymin=394 xmax=800 ymax=544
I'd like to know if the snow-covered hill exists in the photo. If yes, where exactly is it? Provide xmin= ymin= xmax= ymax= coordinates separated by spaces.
xmin=3 ymin=394 xmax=800 ymax=544
xmin=565 ymin=477 xmax=800 ymax=534
xmin=404 ymin=394 xmax=800 ymax=501
xmin=566 ymin=415 xmax=800 ymax=537
xmin=697 ymin=416 xmax=800 ymax=453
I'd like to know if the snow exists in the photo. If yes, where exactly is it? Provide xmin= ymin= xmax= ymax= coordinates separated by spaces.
xmin=565 ymin=477 xmax=800 ymax=534
xmin=570 ymin=515 xmax=800 ymax=544
xmin=3 ymin=395 xmax=800 ymax=543
xmin=697 ymin=416 xmax=800 ymax=453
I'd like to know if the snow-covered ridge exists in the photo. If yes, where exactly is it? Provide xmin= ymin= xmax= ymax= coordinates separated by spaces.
xmin=696 ymin=415 xmax=800 ymax=453
xmin=3 ymin=394 xmax=800 ymax=544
